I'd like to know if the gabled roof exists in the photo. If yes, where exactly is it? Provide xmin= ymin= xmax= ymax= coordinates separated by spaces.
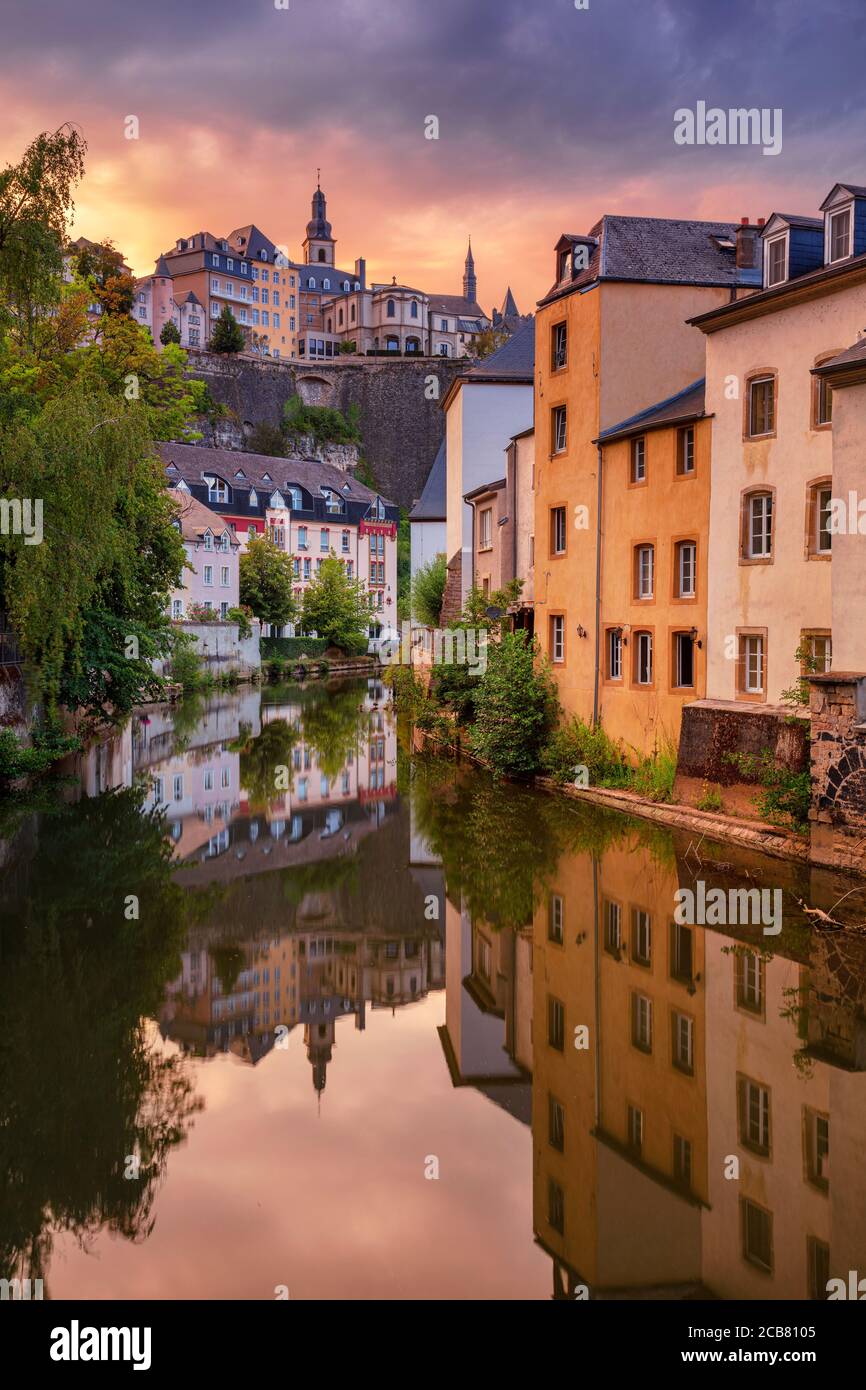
xmin=763 ymin=212 xmax=823 ymax=233
xmin=690 ymin=250 xmax=866 ymax=332
xmin=597 ymin=378 xmax=706 ymax=444
xmin=820 ymin=183 xmax=866 ymax=210
xmin=158 ymin=442 xmax=396 ymax=508
xmin=409 ymin=440 xmax=446 ymax=522
xmin=539 ymin=215 xmax=752 ymax=307
xmin=171 ymin=491 xmax=238 ymax=545
xmin=465 ymin=316 xmax=535 ymax=379
xmin=228 ymin=224 xmax=280 ymax=262
xmin=428 ymin=293 xmax=486 ymax=319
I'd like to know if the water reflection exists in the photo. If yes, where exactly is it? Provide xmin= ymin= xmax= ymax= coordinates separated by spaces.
xmin=2 ymin=684 xmax=866 ymax=1299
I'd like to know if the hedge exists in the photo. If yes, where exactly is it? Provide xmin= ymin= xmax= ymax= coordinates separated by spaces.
xmin=261 ymin=636 xmax=330 ymax=659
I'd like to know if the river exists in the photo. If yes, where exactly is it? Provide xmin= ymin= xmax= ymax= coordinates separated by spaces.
xmin=1 ymin=676 xmax=865 ymax=1300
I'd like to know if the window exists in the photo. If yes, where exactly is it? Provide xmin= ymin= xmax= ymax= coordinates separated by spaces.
xmin=627 ymin=1104 xmax=644 ymax=1152
xmin=630 ymin=436 xmax=646 ymax=483
xmin=548 ymin=894 xmax=564 ymax=944
xmin=320 ymin=528 xmax=329 ymax=551
xmin=738 ymin=632 xmax=765 ymax=697
xmin=548 ymin=995 xmax=565 ymax=1051
xmin=173 ymin=774 xmax=184 ymax=801
xmin=745 ymin=491 xmax=773 ymax=558
xmin=811 ymin=483 xmax=833 ymax=554
xmin=606 ymin=627 xmax=622 ymax=680
xmin=479 ymin=507 xmax=492 ymax=549
xmin=673 ymin=631 xmax=695 ymax=688
xmin=634 ymin=630 xmax=653 ymax=686
xmin=672 ymin=1011 xmax=694 ymax=1074
xmin=676 ymin=540 xmax=696 ymax=597
xmin=548 ymin=1095 xmax=565 ymax=1152
xmin=631 ymin=993 xmax=653 ymax=1053
xmin=673 ymin=1134 xmax=692 ymax=1189
xmin=802 ymin=630 xmax=832 ymax=673
xmin=808 ymin=1237 xmax=830 ymax=1301
xmin=739 ymin=1077 xmax=771 ymax=1156
xmin=632 ymin=909 xmax=651 ymax=966
xmin=736 ymin=951 xmax=764 ymax=1014
xmin=550 ymin=506 xmax=566 ymax=555
xmin=748 ymin=375 xmax=775 ymax=437
xmin=297 ymin=526 xmax=308 ymax=550
xmin=551 ymin=405 xmax=567 ymax=454
xmin=551 ymin=321 xmax=567 ymax=370
xmin=341 ymin=530 xmax=350 ymax=553
xmin=171 ymin=598 xmax=183 ymax=619
xmin=670 ymin=921 xmax=693 ymax=983
xmin=203 ymin=565 xmax=213 ymax=586
xmin=635 ymin=544 xmax=654 ymax=599
xmin=548 ymin=1179 xmax=565 ymax=1234
xmin=677 ymin=425 xmax=695 ymax=475
xmin=603 ymin=899 xmax=622 ymax=955
xmin=741 ymin=1198 xmax=773 ymax=1273
xmin=550 ymin=614 xmax=565 ymax=664
xmin=828 ymin=206 xmax=852 ymax=262
xmin=220 ymin=566 xmax=230 ymax=587
xmin=804 ymin=1109 xmax=830 ymax=1190
xmin=814 ymin=370 xmax=833 ymax=428
xmin=766 ymin=234 xmax=787 ymax=286
xmin=205 ymin=475 xmax=229 ymax=504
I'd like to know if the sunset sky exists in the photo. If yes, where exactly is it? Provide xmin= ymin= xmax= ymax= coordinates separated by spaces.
xmin=2 ymin=0 xmax=865 ymax=312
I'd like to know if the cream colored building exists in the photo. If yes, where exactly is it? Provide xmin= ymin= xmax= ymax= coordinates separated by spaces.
xmin=692 ymin=183 xmax=866 ymax=705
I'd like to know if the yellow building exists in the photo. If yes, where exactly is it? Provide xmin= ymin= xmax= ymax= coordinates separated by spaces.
xmin=534 ymin=216 xmax=762 ymax=754
xmin=595 ymin=381 xmax=710 ymax=752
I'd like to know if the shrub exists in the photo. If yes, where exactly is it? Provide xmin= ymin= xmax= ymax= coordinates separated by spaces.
xmin=171 ymin=635 xmax=204 ymax=691
xmin=226 ymin=605 xmax=253 ymax=640
xmin=541 ymin=716 xmax=630 ymax=787
xmin=468 ymin=631 xmax=559 ymax=777
xmin=412 ymin=554 xmax=447 ymax=627
xmin=696 ymin=780 xmax=723 ymax=813
xmin=724 ymin=750 xmax=811 ymax=831
xmin=283 ymin=395 xmax=361 ymax=446
xmin=246 ymin=422 xmax=286 ymax=457
xmin=628 ymin=739 xmax=678 ymax=803
xmin=261 ymin=636 xmax=328 ymax=660
xmin=0 ymin=725 xmax=81 ymax=781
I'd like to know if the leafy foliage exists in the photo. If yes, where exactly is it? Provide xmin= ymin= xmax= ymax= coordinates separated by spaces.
xmin=239 ymin=534 xmax=296 ymax=628
xmin=283 ymin=394 xmax=361 ymax=445
xmin=411 ymin=553 xmax=446 ymax=626
xmin=209 ymin=304 xmax=245 ymax=353
xmin=469 ymin=631 xmax=559 ymax=776
xmin=724 ymin=749 xmax=811 ymax=832
xmin=246 ymin=421 xmax=285 ymax=457
xmin=159 ymin=320 xmax=181 ymax=346
xmin=301 ymin=554 xmax=370 ymax=653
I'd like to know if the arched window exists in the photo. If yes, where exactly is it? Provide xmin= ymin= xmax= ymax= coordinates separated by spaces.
xmin=387 ymin=299 xmax=396 ymax=317
xmin=326 ymin=318 xmax=332 ymax=332
xmin=351 ymin=304 xmax=356 ymax=323
xmin=317 ymin=249 xmax=326 ymax=262
xmin=410 ymin=300 xmax=418 ymax=318
xmin=386 ymin=334 xmax=399 ymax=352
xmin=308 ymin=277 xmax=315 ymax=289
xmin=343 ymin=281 xmax=349 ymax=292
xmin=287 ymin=486 xmax=303 ymax=510
xmin=338 ymin=308 xmax=344 ymax=326
xmin=323 ymin=278 xmax=330 ymax=290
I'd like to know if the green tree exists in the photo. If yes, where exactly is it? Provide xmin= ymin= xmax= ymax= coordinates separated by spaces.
xmin=239 ymin=534 xmax=296 ymax=628
xmin=159 ymin=320 xmax=181 ymax=346
xmin=301 ymin=554 xmax=371 ymax=652
xmin=0 ymin=125 xmax=87 ymax=349
xmin=282 ymin=393 xmax=361 ymax=445
xmin=246 ymin=420 xmax=285 ymax=456
xmin=209 ymin=304 xmax=245 ymax=354
xmin=411 ymin=553 xmax=446 ymax=626
xmin=469 ymin=631 xmax=559 ymax=776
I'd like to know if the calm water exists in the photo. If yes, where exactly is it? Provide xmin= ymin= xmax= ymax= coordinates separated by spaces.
xmin=2 ymin=677 xmax=865 ymax=1300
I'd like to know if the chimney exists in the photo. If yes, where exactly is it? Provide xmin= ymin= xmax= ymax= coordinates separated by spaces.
xmin=354 ymin=257 xmax=366 ymax=288
xmin=736 ymin=217 xmax=760 ymax=270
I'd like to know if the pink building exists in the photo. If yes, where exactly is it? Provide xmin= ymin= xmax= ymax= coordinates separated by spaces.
xmin=168 ymin=492 xmax=240 ymax=619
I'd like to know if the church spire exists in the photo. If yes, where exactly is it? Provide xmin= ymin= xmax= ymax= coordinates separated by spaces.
xmin=463 ymin=237 xmax=477 ymax=302
xmin=303 ymin=174 xmax=335 ymax=266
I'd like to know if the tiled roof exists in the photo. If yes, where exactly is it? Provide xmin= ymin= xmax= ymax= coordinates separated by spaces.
xmin=428 ymin=293 xmax=486 ymax=318
xmin=171 ymin=491 xmax=238 ymax=545
xmin=691 ymin=250 xmax=866 ymax=331
xmin=465 ymin=316 xmax=535 ymax=379
xmin=767 ymin=213 xmax=823 ymax=230
xmin=159 ymin=442 xmax=396 ymax=508
xmin=812 ymin=338 xmax=866 ymax=380
xmin=540 ymin=215 xmax=752 ymax=306
xmin=597 ymin=378 xmax=706 ymax=444
xmin=409 ymin=440 xmax=446 ymax=522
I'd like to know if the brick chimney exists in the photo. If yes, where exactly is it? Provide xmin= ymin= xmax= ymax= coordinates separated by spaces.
xmin=736 ymin=217 xmax=761 ymax=270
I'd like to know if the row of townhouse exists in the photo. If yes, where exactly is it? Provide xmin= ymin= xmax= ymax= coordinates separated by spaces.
xmin=419 ymin=180 xmax=866 ymax=760
xmin=133 ymin=181 xmax=499 ymax=360
xmin=160 ymin=442 xmax=400 ymax=645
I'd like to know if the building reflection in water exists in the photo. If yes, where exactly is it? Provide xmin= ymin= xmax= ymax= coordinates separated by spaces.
xmin=145 ymin=679 xmax=445 ymax=1095
xmin=434 ymin=805 xmax=866 ymax=1301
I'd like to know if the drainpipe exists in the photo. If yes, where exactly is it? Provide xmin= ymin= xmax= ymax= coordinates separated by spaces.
xmin=592 ymin=442 xmax=603 ymax=726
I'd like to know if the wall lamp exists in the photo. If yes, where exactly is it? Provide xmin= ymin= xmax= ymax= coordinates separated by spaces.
xmin=689 ymin=626 xmax=703 ymax=650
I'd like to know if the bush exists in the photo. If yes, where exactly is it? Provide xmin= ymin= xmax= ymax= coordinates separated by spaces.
xmin=0 ymin=726 xmax=81 ymax=782
xmin=468 ymin=631 xmax=559 ymax=777
xmin=226 ymin=605 xmax=253 ymax=640
xmin=541 ymin=716 xmax=629 ymax=787
xmin=246 ymin=422 xmax=286 ymax=457
xmin=283 ymin=395 xmax=361 ymax=446
xmin=696 ymin=780 xmax=723 ymax=813
xmin=628 ymin=739 xmax=678 ymax=803
xmin=261 ymin=636 xmax=329 ymax=660
xmin=412 ymin=554 xmax=446 ymax=627
xmin=724 ymin=750 xmax=811 ymax=831
xmin=171 ymin=636 xmax=204 ymax=691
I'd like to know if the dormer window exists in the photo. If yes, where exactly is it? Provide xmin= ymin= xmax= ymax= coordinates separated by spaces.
xmin=204 ymin=475 xmax=228 ymax=503
xmin=287 ymin=486 xmax=303 ymax=510
xmin=558 ymin=248 xmax=570 ymax=280
xmin=204 ymin=531 xmax=214 ymax=550
xmin=828 ymin=206 xmax=852 ymax=263
xmin=249 ymin=490 xmax=258 ymax=507
xmin=262 ymin=472 xmax=272 ymax=482
xmin=765 ymin=234 xmax=788 ymax=287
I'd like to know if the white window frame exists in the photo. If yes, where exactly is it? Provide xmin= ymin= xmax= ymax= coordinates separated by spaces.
xmin=635 ymin=631 xmax=653 ymax=685
xmin=765 ymin=233 xmax=788 ymax=287
xmin=551 ymin=615 xmax=565 ymax=664
xmin=748 ymin=492 xmax=773 ymax=558
xmin=678 ymin=540 xmax=696 ymax=597
xmin=637 ymin=544 xmax=654 ymax=599
xmin=827 ymin=205 xmax=853 ymax=263
xmin=608 ymin=628 xmax=622 ymax=680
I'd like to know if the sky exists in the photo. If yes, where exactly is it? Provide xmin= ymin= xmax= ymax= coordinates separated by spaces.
xmin=1 ymin=0 xmax=865 ymax=312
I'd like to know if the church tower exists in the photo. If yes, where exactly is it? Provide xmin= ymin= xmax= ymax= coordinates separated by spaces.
xmin=463 ymin=238 xmax=477 ymax=302
xmin=302 ymin=172 xmax=336 ymax=266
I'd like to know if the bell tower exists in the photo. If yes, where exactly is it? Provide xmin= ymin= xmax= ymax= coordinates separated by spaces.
xmin=302 ymin=171 xmax=336 ymax=266
xmin=463 ymin=238 xmax=477 ymax=302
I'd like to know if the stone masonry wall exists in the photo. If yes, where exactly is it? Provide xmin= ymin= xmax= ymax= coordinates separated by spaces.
xmin=188 ymin=353 xmax=467 ymax=510
xmin=808 ymin=672 xmax=866 ymax=873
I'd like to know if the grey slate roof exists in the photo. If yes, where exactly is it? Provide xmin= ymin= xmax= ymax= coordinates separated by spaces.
xmin=159 ymin=442 xmax=396 ymax=507
xmin=767 ymin=213 xmax=823 ymax=230
xmin=409 ymin=439 xmax=447 ymax=522
xmin=812 ymin=339 xmax=866 ymax=375
xmin=465 ymin=316 xmax=535 ymax=379
xmin=597 ymin=378 xmax=706 ymax=444
xmin=540 ymin=215 xmax=754 ymax=306
xmin=428 ymin=293 xmax=486 ymax=318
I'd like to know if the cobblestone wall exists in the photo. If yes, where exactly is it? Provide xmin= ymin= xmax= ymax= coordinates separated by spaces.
xmin=808 ymin=672 xmax=866 ymax=872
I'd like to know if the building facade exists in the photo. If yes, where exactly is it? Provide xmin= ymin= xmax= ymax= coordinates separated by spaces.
xmin=168 ymin=492 xmax=240 ymax=620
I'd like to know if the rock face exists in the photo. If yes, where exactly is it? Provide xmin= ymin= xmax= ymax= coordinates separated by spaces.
xmin=188 ymin=353 xmax=467 ymax=509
